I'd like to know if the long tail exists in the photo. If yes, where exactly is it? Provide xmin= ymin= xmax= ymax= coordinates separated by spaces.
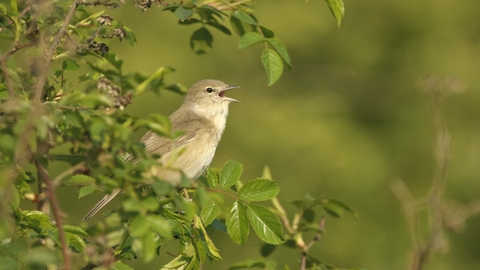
xmin=83 ymin=189 xmax=122 ymax=220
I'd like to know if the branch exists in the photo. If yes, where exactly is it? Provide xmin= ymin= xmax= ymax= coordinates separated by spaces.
xmin=300 ymin=217 xmax=326 ymax=270
xmin=52 ymin=162 xmax=87 ymax=186
xmin=0 ymin=42 xmax=36 ymax=98
xmin=34 ymin=0 xmax=79 ymax=102
xmin=35 ymin=159 xmax=71 ymax=270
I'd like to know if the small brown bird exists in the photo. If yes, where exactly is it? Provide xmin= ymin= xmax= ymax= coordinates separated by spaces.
xmin=83 ymin=79 xmax=240 ymax=220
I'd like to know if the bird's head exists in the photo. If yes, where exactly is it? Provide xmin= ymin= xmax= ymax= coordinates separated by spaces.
xmin=183 ymin=79 xmax=240 ymax=119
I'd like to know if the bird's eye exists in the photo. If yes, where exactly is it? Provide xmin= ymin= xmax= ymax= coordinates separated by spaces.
xmin=206 ymin=87 xmax=214 ymax=93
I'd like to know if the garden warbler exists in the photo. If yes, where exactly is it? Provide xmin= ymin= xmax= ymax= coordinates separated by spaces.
xmin=83 ymin=79 xmax=240 ymax=220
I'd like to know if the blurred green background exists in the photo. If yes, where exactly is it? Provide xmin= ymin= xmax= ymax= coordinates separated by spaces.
xmin=62 ymin=0 xmax=480 ymax=269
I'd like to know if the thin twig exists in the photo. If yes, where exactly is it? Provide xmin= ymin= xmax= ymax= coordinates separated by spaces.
xmin=35 ymin=159 xmax=71 ymax=270
xmin=300 ymin=217 xmax=326 ymax=270
xmin=34 ymin=0 xmax=79 ymax=102
xmin=0 ymin=42 xmax=37 ymax=98
xmin=52 ymin=162 xmax=86 ymax=186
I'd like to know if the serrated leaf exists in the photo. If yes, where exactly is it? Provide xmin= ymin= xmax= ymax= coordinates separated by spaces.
xmin=201 ymin=199 xmax=220 ymax=226
xmin=65 ymin=174 xmax=95 ymax=186
xmin=261 ymin=48 xmax=283 ymax=86
xmin=230 ymin=16 xmax=255 ymax=36
xmin=267 ymin=38 xmax=292 ymax=68
xmin=174 ymin=6 xmax=195 ymax=21
xmin=219 ymin=160 xmax=243 ymax=189
xmin=239 ymin=32 xmax=265 ymax=49
xmin=62 ymin=59 xmax=80 ymax=71
xmin=246 ymin=204 xmax=284 ymax=245
xmin=206 ymin=168 xmax=218 ymax=188
xmin=325 ymin=0 xmax=345 ymax=27
xmin=238 ymin=178 xmax=280 ymax=202
xmin=226 ymin=201 xmax=249 ymax=246
xmin=190 ymin=27 xmax=213 ymax=55
xmin=232 ymin=10 xmax=258 ymax=25
xmin=78 ymin=186 xmax=97 ymax=199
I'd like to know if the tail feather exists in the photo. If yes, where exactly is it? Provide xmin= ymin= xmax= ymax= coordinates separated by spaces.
xmin=83 ymin=189 xmax=121 ymax=220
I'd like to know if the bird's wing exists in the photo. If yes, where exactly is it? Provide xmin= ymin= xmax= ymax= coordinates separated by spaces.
xmin=142 ymin=109 xmax=208 ymax=156
xmin=83 ymin=110 xmax=209 ymax=220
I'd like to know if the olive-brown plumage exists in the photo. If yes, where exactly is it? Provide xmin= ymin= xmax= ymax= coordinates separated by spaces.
xmin=83 ymin=79 xmax=239 ymax=220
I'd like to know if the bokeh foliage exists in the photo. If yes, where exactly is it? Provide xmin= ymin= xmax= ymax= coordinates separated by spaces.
xmin=0 ymin=0 xmax=366 ymax=269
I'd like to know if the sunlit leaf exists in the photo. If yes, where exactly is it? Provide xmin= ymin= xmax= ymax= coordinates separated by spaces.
xmin=219 ymin=160 xmax=243 ymax=189
xmin=239 ymin=32 xmax=265 ymax=49
xmin=261 ymin=48 xmax=283 ymax=86
xmin=238 ymin=178 xmax=280 ymax=202
xmin=267 ymin=38 xmax=292 ymax=68
xmin=232 ymin=10 xmax=258 ymax=25
xmin=78 ymin=186 xmax=98 ymax=199
xmin=65 ymin=174 xmax=95 ymax=186
xmin=325 ymin=0 xmax=345 ymax=27
xmin=246 ymin=204 xmax=284 ymax=245
xmin=226 ymin=201 xmax=249 ymax=245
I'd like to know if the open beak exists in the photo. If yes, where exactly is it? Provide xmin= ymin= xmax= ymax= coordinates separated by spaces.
xmin=220 ymin=85 xmax=240 ymax=103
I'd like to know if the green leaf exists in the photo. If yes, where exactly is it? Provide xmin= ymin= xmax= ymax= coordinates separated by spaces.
xmin=0 ymin=4 xmax=7 ymax=15
xmin=219 ymin=160 xmax=243 ymax=189
xmin=124 ymin=26 xmax=137 ymax=46
xmin=63 ymin=225 xmax=89 ymax=237
xmin=113 ymin=261 xmax=134 ymax=270
xmin=201 ymin=199 xmax=220 ymax=226
xmin=238 ymin=178 xmax=280 ymax=202
xmin=190 ymin=27 xmax=213 ymax=55
xmin=226 ymin=201 xmax=249 ymax=246
xmin=259 ymin=25 xmax=275 ymax=38
xmin=321 ymin=199 xmax=358 ymax=218
xmin=160 ymin=253 xmax=190 ymax=269
xmin=146 ymin=215 xmax=172 ymax=238
xmin=325 ymin=0 xmax=345 ymax=27
xmin=260 ymin=244 xmax=277 ymax=257
xmin=239 ymin=32 xmax=265 ymax=49
xmin=78 ymin=186 xmax=97 ymax=199
xmin=104 ymin=53 xmax=123 ymax=70
xmin=62 ymin=59 xmax=80 ymax=71
xmin=65 ymin=174 xmax=95 ymax=186
xmin=174 ymin=6 xmax=195 ymax=21
xmin=261 ymin=48 xmax=284 ymax=86
xmin=232 ymin=10 xmax=258 ymax=25
xmin=246 ymin=204 xmax=284 ymax=245
xmin=141 ymin=196 xmax=160 ymax=211
xmin=267 ymin=38 xmax=292 ymax=68
xmin=136 ymin=66 xmax=173 ymax=96
xmin=142 ymin=232 xmax=156 ymax=262
xmin=206 ymin=168 xmax=219 ymax=188
xmin=129 ymin=216 xmax=149 ymax=237
xmin=206 ymin=20 xmax=231 ymax=35
xmin=230 ymin=16 xmax=255 ymax=36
